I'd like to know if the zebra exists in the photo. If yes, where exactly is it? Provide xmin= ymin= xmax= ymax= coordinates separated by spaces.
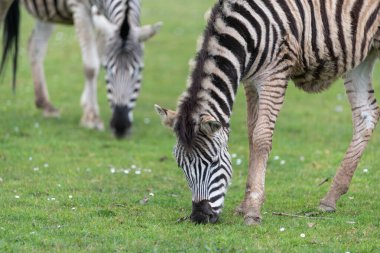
xmin=155 ymin=0 xmax=380 ymax=224
xmin=0 ymin=0 xmax=162 ymax=138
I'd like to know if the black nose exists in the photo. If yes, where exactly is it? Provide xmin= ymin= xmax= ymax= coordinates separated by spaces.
xmin=190 ymin=200 xmax=219 ymax=224
xmin=110 ymin=105 xmax=132 ymax=138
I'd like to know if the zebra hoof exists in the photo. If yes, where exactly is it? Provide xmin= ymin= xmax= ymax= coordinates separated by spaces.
xmin=318 ymin=203 xmax=336 ymax=213
xmin=81 ymin=117 xmax=104 ymax=131
xmin=244 ymin=215 xmax=261 ymax=226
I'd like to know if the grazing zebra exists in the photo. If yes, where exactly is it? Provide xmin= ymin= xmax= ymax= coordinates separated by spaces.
xmin=155 ymin=0 xmax=380 ymax=224
xmin=0 ymin=0 xmax=161 ymax=137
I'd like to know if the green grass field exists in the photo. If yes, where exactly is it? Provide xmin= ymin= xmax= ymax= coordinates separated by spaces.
xmin=1 ymin=1 xmax=379 ymax=252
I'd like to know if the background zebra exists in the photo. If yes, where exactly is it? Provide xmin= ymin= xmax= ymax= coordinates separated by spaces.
xmin=0 ymin=0 xmax=162 ymax=138
xmin=156 ymin=0 xmax=380 ymax=224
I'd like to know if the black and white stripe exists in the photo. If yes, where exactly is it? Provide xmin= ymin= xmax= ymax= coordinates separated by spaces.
xmin=162 ymin=0 xmax=380 ymax=224
xmin=1 ymin=0 xmax=160 ymax=137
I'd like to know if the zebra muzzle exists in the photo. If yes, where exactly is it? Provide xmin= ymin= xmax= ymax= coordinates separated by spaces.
xmin=110 ymin=105 xmax=132 ymax=138
xmin=190 ymin=200 xmax=218 ymax=224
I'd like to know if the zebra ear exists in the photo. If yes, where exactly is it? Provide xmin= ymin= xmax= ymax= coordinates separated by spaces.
xmin=200 ymin=115 xmax=222 ymax=135
xmin=136 ymin=22 xmax=163 ymax=42
xmin=91 ymin=6 xmax=117 ymax=38
xmin=154 ymin=104 xmax=177 ymax=129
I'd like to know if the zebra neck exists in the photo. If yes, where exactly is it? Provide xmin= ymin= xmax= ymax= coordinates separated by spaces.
xmin=179 ymin=33 xmax=243 ymax=128
xmin=94 ymin=0 xmax=141 ymax=26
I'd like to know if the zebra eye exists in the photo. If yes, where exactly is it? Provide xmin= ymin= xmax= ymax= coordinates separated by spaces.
xmin=211 ymin=159 xmax=219 ymax=167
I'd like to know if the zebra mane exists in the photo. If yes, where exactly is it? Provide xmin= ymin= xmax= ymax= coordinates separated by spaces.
xmin=174 ymin=2 xmax=223 ymax=149
xmin=119 ymin=2 xmax=130 ymax=40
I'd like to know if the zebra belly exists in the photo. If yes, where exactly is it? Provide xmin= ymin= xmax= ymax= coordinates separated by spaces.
xmin=23 ymin=0 xmax=74 ymax=25
xmin=291 ymin=34 xmax=379 ymax=94
xmin=291 ymin=59 xmax=340 ymax=93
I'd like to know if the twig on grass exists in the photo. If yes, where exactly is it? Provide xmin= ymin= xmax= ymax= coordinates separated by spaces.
xmin=318 ymin=178 xmax=330 ymax=186
xmin=176 ymin=216 xmax=190 ymax=223
xmin=272 ymin=212 xmax=333 ymax=220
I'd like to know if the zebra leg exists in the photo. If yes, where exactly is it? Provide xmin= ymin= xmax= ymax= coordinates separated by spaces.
xmin=28 ymin=21 xmax=60 ymax=117
xmin=241 ymin=79 xmax=288 ymax=225
xmin=72 ymin=3 xmax=104 ymax=130
xmin=320 ymin=50 xmax=380 ymax=212
xmin=235 ymin=83 xmax=259 ymax=215
xmin=0 ymin=0 xmax=14 ymax=22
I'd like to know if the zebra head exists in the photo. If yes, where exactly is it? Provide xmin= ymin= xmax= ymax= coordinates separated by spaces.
xmin=92 ymin=6 xmax=161 ymax=138
xmin=155 ymin=105 xmax=232 ymax=224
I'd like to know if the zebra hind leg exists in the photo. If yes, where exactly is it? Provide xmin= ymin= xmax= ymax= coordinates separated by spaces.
xmin=320 ymin=49 xmax=380 ymax=212
xmin=28 ymin=21 xmax=60 ymax=117
xmin=0 ymin=0 xmax=14 ymax=22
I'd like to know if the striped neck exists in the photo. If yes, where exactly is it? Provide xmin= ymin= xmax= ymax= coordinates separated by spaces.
xmin=175 ymin=3 xmax=246 ymax=147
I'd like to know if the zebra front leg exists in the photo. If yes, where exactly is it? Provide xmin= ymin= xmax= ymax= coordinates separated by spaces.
xmin=242 ymin=78 xmax=288 ymax=225
xmin=236 ymin=83 xmax=259 ymax=215
xmin=320 ymin=50 xmax=380 ymax=212
xmin=28 ymin=21 xmax=60 ymax=117
xmin=72 ymin=3 xmax=104 ymax=130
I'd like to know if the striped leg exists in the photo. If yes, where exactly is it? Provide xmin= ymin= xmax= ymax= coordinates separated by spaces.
xmin=71 ymin=3 xmax=104 ymax=130
xmin=320 ymin=50 xmax=380 ymax=211
xmin=236 ymin=83 xmax=259 ymax=215
xmin=28 ymin=21 xmax=60 ymax=117
xmin=242 ymin=78 xmax=288 ymax=225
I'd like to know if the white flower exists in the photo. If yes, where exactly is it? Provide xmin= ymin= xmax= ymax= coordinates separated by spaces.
xmin=274 ymin=155 xmax=280 ymax=160
xmin=231 ymin=153 xmax=237 ymax=158
xmin=299 ymin=156 xmax=305 ymax=162
xmin=15 ymin=195 xmax=20 ymax=199
xmin=33 ymin=167 xmax=39 ymax=172
xmin=335 ymin=105 xmax=343 ymax=113
xmin=71 ymin=207 xmax=76 ymax=210
xmin=69 ymin=195 xmax=73 ymax=199
xmin=110 ymin=168 xmax=116 ymax=174
xmin=236 ymin=159 xmax=242 ymax=165
xmin=123 ymin=169 xmax=130 ymax=174
xmin=300 ymin=233 xmax=306 ymax=238
xmin=280 ymin=160 xmax=286 ymax=165
xmin=29 ymin=157 xmax=33 ymax=161
xmin=363 ymin=168 xmax=368 ymax=173
xmin=135 ymin=170 xmax=141 ymax=175
xmin=44 ymin=163 xmax=49 ymax=168
xmin=149 ymin=192 xmax=154 ymax=197
xmin=131 ymin=165 xmax=137 ymax=169
xmin=279 ymin=227 xmax=285 ymax=232
xmin=143 ymin=118 xmax=151 ymax=124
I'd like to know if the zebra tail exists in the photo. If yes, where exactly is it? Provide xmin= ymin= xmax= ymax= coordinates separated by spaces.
xmin=0 ymin=0 xmax=20 ymax=91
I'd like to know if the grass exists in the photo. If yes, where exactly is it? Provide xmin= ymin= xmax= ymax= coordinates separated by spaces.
xmin=0 ymin=0 xmax=379 ymax=252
